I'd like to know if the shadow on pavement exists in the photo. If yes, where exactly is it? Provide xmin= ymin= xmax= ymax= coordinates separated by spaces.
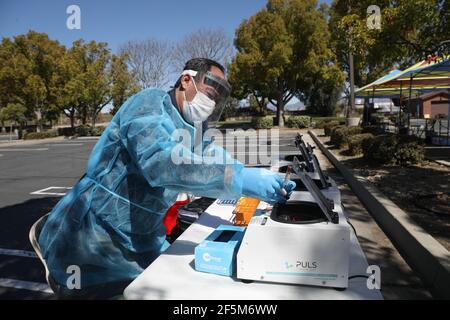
xmin=0 ymin=197 xmax=60 ymax=251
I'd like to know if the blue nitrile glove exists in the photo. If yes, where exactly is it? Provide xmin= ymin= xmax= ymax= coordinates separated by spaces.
xmin=284 ymin=180 xmax=296 ymax=199
xmin=241 ymin=168 xmax=296 ymax=204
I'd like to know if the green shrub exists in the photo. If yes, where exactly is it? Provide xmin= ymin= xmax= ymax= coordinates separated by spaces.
xmin=75 ymin=125 xmax=91 ymax=136
xmin=323 ymin=121 xmax=340 ymax=136
xmin=315 ymin=118 xmax=345 ymax=129
xmin=362 ymin=134 xmax=424 ymax=166
xmin=329 ymin=125 xmax=344 ymax=141
xmin=251 ymin=116 xmax=273 ymax=129
xmin=286 ymin=116 xmax=310 ymax=128
xmin=330 ymin=126 xmax=362 ymax=147
xmin=363 ymin=135 xmax=396 ymax=164
xmin=362 ymin=135 xmax=375 ymax=155
xmin=329 ymin=125 xmax=344 ymax=142
xmin=394 ymin=136 xmax=425 ymax=166
xmin=57 ymin=127 xmax=75 ymax=136
xmin=314 ymin=120 xmax=326 ymax=129
xmin=46 ymin=129 xmax=59 ymax=137
xmin=57 ymin=125 xmax=106 ymax=137
xmin=348 ymin=133 xmax=375 ymax=155
xmin=313 ymin=117 xmax=345 ymax=124
xmin=91 ymin=126 xmax=106 ymax=136
xmin=23 ymin=130 xmax=58 ymax=140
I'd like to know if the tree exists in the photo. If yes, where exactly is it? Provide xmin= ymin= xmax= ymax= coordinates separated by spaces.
xmin=110 ymin=54 xmax=139 ymax=115
xmin=0 ymin=31 xmax=64 ymax=129
xmin=0 ymin=32 xmax=139 ymax=130
xmin=119 ymin=39 xmax=172 ymax=89
xmin=303 ymin=66 xmax=344 ymax=116
xmin=0 ymin=38 xmax=29 ymax=112
xmin=14 ymin=32 xmax=64 ymax=124
xmin=229 ymin=0 xmax=342 ymax=127
xmin=52 ymin=44 xmax=85 ymax=128
xmin=220 ymin=97 xmax=241 ymax=121
xmin=82 ymin=41 xmax=113 ymax=127
xmin=249 ymin=94 xmax=268 ymax=116
xmin=329 ymin=0 xmax=450 ymax=89
xmin=0 ymin=103 xmax=27 ymax=137
xmin=24 ymin=75 xmax=46 ymax=132
xmin=55 ymin=40 xmax=114 ymax=127
xmin=0 ymin=37 xmax=26 ymax=131
xmin=172 ymin=28 xmax=234 ymax=72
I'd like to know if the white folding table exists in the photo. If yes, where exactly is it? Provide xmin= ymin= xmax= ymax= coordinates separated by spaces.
xmin=124 ymin=201 xmax=383 ymax=300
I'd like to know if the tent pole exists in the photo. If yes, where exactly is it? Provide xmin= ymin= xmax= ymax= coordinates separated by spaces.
xmin=399 ymin=81 xmax=403 ymax=132
xmin=371 ymin=87 xmax=375 ymax=126
xmin=447 ymin=89 xmax=450 ymax=144
xmin=408 ymin=76 xmax=413 ymax=134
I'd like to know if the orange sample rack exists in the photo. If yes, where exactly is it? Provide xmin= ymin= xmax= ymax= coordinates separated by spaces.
xmin=232 ymin=197 xmax=260 ymax=226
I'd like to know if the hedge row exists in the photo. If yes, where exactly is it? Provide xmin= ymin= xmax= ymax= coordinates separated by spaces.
xmin=320 ymin=119 xmax=424 ymax=166
xmin=315 ymin=118 xmax=345 ymax=129
xmin=23 ymin=126 xmax=106 ymax=140
xmin=23 ymin=130 xmax=59 ymax=140
xmin=251 ymin=117 xmax=273 ymax=129
xmin=347 ymin=133 xmax=375 ymax=155
xmin=330 ymin=126 xmax=363 ymax=147
xmin=285 ymin=116 xmax=310 ymax=129
xmin=362 ymin=134 xmax=425 ymax=166
xmin=323 ymin=121 xmax=341 ymax=135
xmin=57 ymin=125 xmax=106 ymax=137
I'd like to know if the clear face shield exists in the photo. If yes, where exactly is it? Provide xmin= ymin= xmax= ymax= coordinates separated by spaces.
xmin=181 ymin=70 xmax=232 ymax=126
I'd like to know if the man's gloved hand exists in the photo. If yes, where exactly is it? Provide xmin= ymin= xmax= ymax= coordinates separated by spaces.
xmin=283 ymin=180 xmax=296 ymax=198
xmin=241 ymin=168 xmax=296 ymax=204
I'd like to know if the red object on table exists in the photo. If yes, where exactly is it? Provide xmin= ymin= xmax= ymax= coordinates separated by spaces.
xmin=163 ymin=194 xmax=190 ymax=236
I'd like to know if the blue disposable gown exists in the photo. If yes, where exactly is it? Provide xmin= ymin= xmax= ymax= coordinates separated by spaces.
xmin=38 ymin=88 xmax=244 ymax=290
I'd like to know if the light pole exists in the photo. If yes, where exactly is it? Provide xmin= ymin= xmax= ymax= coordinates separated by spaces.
xmin=348 ymin=37 xmax=356 ymax=118
xmin=346 ymin=3 xmax=359 ymax=126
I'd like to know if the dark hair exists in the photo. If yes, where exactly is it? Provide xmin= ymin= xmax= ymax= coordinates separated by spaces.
xmin=174 ymin=58 xmax=226 ymax=88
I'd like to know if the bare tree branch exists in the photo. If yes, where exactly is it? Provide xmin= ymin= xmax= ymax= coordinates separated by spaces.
xmin=283 ymin=92 xmax=295 ymax=105
xmin=171 ymin=28 xmax=234 ymax=72
xmin=119 ymin=39 xmax=173 ymax=89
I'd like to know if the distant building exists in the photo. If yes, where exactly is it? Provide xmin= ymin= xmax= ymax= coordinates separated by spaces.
xmin=407 ymin=91 xmax=449 ymax=118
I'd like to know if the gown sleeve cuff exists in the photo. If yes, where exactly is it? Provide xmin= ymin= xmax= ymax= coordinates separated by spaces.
xmin=224 ymin=164 xmax=244 ymax=199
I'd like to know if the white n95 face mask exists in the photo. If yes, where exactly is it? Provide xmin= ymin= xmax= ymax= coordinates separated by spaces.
xmin=182 ymin=73 xmax=216 ymax=125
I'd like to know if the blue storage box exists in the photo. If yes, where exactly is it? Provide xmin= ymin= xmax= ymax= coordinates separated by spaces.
xmin=194 ymin=225 xmax=246 ymax=277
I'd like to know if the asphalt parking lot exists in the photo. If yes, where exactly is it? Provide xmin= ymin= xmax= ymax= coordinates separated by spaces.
xmin=0 ymin=137 xmax=99 ymax=299
xmin=0 ymin=131 xmax=300 ymax=299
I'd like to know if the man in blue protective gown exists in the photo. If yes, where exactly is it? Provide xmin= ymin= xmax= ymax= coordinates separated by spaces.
xmin=37 ymin=58 xmax=295 ymax=298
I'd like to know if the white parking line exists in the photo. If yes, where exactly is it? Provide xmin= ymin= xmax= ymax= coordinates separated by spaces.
xmin=0 ymin=248 xmax=38 ymax=258
xmin=0 ymin=278 xmax=53 ymax=294
xmin=30 ymin=186 xmax=72 ymax=196
xmin=0 ymin=148 xmax=48 ymax=151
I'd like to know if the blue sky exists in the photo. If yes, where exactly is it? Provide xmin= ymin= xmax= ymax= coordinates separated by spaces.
xmin=0 ymin=0 xmax=333 ymax=110
xmin=0 ymin=0 xmax=272 ymax=53
xmin=0 ymin=0 xmax=332 ymax=52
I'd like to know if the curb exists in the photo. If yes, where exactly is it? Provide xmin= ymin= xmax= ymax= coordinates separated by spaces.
xmin=308 ymin=130 xmax=450 ymax=299
xmin=72 ymin=136 xmax=100 ymax=140
xmin=430 ymin=159 xmax=450 ymax=168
